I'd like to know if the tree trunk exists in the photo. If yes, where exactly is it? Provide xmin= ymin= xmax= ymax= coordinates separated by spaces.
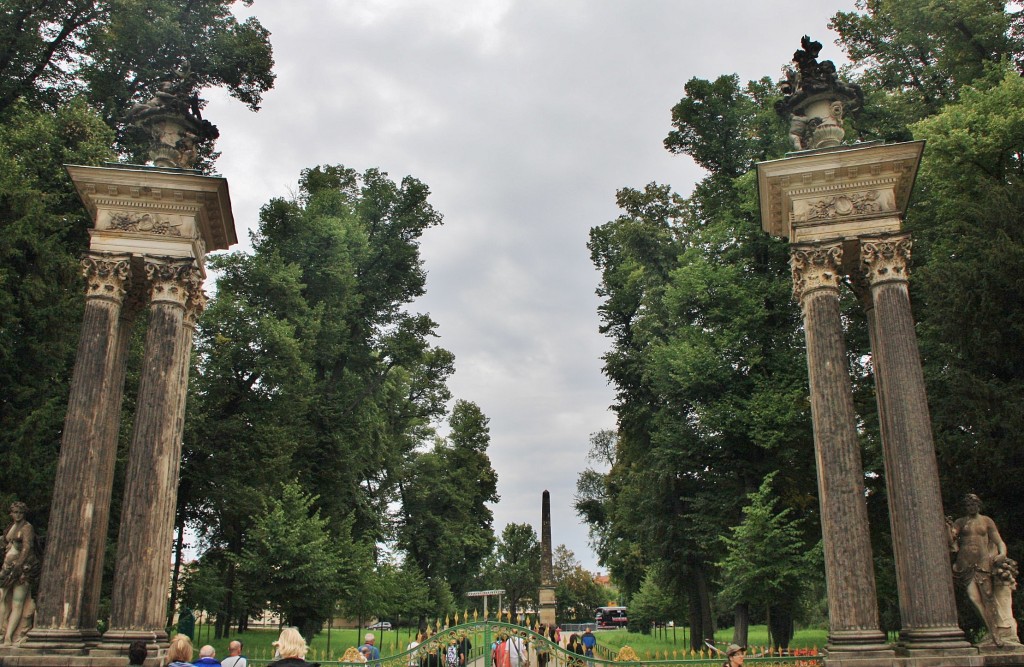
xmin=695 ymin=561 xmax=714 ymax=644
xmin=167 ymin=514 xmax=186 ymax=628
xmin=732 ymin=603 xmax=749 ymax=647
xmin=217 ymin=557 xmax=236 ymax=639
xmin=767 ymin=604 xmax=794 ymax=651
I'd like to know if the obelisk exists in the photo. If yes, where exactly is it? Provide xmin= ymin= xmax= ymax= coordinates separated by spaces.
xmin=538 ymin=490 xmax=557 ymax=627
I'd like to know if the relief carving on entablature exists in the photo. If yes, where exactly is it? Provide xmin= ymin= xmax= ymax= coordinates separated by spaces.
xmin=790 ymin=177 xmax=897 ymax=225
xmin=790 ymin=242 xmax=844 ymax=303
xmin=107 ymin=211 xmax=183 ymax=236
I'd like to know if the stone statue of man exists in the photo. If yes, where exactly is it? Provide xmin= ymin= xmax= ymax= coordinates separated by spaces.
xmin=948 ymin=493 xmax=1020 ymax=646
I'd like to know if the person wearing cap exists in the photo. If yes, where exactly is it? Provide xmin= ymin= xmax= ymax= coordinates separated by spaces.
xmin=723 ymin=644 xmax=746 ymax=667
xmin=359 ymin=633 xmax=381 ymax=661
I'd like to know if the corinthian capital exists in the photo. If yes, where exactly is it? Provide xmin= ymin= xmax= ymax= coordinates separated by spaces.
xmin=790 ymin=242 xmax=844 ymax=303
xmin=182 ymin=271 xmax=207 ymax=328
xmin=143 ymin=256 xmax=201 ymax=307
xmin=81 ymin=252 xmax=132 ymax=303
xmin=860 ymin=234 xmax=912 ymax=286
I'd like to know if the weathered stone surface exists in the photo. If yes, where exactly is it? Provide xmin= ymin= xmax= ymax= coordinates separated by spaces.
xmin=102 ymin=258 xmax=198 ymax=645
xmin=791 ymin=242 xmax=890 ymax=655
xmin=860 ymin=235 xmax=970 ymax=651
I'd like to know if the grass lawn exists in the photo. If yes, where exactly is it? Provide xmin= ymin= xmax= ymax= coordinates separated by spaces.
xmin=594 ymin=625 xmax=828 ymax=657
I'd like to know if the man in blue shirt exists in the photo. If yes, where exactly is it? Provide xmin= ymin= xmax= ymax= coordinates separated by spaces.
xmin=581 ymin=628 xmax=596 ymax=658
xmin=360 ymin=633 xmax=382 ymax=660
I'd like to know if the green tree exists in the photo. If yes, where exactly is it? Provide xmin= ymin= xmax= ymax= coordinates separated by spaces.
xmin=552 ymin=545 xmax=604 ymax=623
xmin=0 ymin=100 xmax=115 ymax=522
xmin=485 ymin=523 xmax=540 ymax=619
xmin=179 ymin=163 xmax=459 ymax=634
xmin=627 ymin=566 xmax=682 ymax=635
xmin=398 ymin=400 xmax=499 ymax=609
xmin=239 ymin=482 xmax=367 ymax=641
xmin=908 ymin=68 xmax=1024 ymax=574
xmin=718 ymin=473 xmax=819 ymax=650
xmin=0 ymin=0 xmax=275 ymax=159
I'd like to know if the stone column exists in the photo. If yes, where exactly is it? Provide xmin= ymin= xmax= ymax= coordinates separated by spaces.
xmin=100 ymin=256 xmax=200 ymax=652
xmin=28 ymin=252 xmax=133 ymax=651
xmin=790 ymin=243 xmax=889 ymax=655
xmin=859 ymin=235 xmax=970 ymax=651
xmin=538 ymin=490 xmax=556 ymax=628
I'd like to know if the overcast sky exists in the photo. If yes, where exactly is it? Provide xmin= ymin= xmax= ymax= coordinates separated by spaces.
xmin=204 ymin=0 xmax=855 ymax=573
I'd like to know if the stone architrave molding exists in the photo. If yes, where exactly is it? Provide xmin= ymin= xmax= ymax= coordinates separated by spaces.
xmin=81 ymin=252 xmax=132 ymax=303
xmin=789 ymin=242 xmax=843 ymax=303
xmin=860 ymin=234 xmax=912 ymax=286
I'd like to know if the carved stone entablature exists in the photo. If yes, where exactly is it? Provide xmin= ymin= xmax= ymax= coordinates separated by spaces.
xmin=144 ymin=257 xmax=200 ymax=307
xmin=81 ymin=252 xmax=132 ymax=303
xmin=66 ymin=165 xmax=237 ymax=259
xmin=756 ymin=141 xmax=924 ymax=242
xmin=790 ymin=242 xmax=844 ymax=303
xmin=107 ymin=211 xmax=183 ymax=237
xmin=860 ymin=235 xmax=912 ymax=286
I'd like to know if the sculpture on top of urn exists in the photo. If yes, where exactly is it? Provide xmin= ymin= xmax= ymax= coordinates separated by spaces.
xmin=0 ymin=502 xmax=39 ymax=645
xmin=126 ymin=64 xmax=219 ymax=170
xmin=947 ymin=493 xmax=1020 ymax=647
xmin=775 ymin=36 xmax=863 ymax=151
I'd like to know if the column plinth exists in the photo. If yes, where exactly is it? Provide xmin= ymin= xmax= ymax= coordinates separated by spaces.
xmin=99 ymin=257 xmax=200 ymax=654
xmin=27 ymin=252 xmax=133 ymax=652
xmin=791 ymin=243 xmax=891 ymax=656
xmin=860 ymin=235 xmax=971 ymax=652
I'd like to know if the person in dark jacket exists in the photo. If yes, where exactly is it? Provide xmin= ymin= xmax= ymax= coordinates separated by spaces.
xmin=268 ymin=627 xmax=320 ymax=667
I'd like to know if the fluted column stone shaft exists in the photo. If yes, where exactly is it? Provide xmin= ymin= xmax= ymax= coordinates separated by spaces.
xmin=791 ymin=243 xmax=888 ymax=653
xmin=104 ymin=257 xmax=200 ymax=645
xmin=31 ymin=252 xmax=132 ymax=648
xmin=860 ymin=235 xmax=969 ymax=650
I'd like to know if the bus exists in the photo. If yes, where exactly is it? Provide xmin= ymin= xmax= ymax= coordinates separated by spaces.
xmin=595 ymin=606 xmax=628 ymax=628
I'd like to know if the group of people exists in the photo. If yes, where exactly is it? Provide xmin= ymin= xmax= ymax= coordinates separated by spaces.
xmin=404 ymin=628 xmax=472 ymax=667
xmin=160 ymin=628 xmax=303 ymax=666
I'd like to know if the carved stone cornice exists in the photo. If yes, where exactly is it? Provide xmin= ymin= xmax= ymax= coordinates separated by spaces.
xmin=143 ymin=257 xmax=200 ymax=308
xmin=81 ymin=252 xmax=132 ymax=303
xmin=860 ymin=234 xmax=912 ymax=287
xmin=790 ymin=242 xmax=844 ymax=303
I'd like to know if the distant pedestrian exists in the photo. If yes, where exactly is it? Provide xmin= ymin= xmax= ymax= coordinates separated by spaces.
xmin=359 ymin=633 xmax=381 ymax=661
xmin=581 ymin=628 xmax=596 ymax=659
xmin=408 ymin=630 xmax=425 ymax=667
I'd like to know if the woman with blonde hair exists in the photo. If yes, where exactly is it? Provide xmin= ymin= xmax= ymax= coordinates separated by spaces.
xmin=269 ymin=627 xmax=320 ymax=667
xmin=166 ymin=634 xmax=194 ymax=667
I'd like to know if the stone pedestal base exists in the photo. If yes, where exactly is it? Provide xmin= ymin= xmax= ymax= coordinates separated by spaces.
xmin=538 ymin=585 xmax=556 ymax=628
xmin=823 ymin=647 xmax=1024 ymax=667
